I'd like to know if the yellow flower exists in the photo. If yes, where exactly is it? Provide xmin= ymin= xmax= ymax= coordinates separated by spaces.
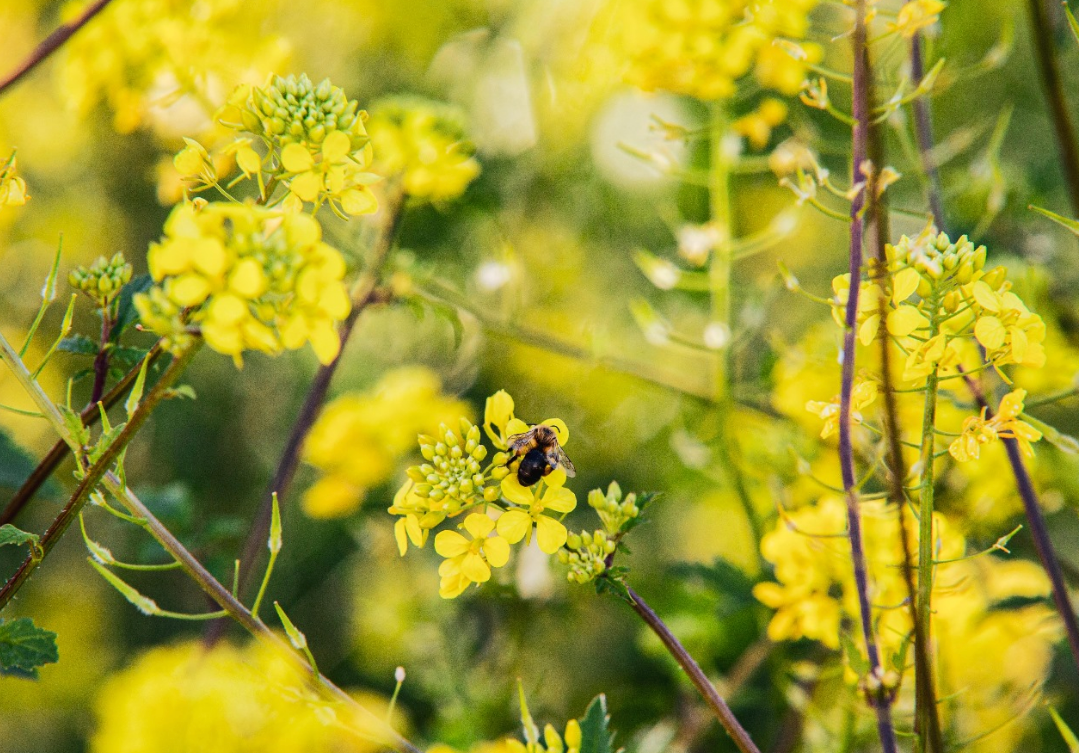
xmin=968 ymin=281 xmax=1047 ymax=370
xmin=484 ymin=389 xmax=517 ymax=449
xmin=301 ymin=367 xmax=472 ymax=518
xmin=434 ymin=513 xmax=511 ymax=598
xmin=948 ymin=409 xmax=997 ymax=462
xmin=805 ymin=380 xmax=877 ymax=439
xmin=91 ymin=640 xmax=402 ymax=753
xmin=0 ymin=153 xmax=28 ymax=209
xmin=134 ymin=202 xmax=351 ymax=366
xmin=498 ymin=467 xmax=578 ymax=554
xmin=368 ymin=96 xmax=480 ymax=203
xmin=732 ymin=99 xmax=789 ymax=150
xmin=889 ymin=0 xmax=946 ymax=38
xmin=990 ymin=389 xmax=1043 ymax=457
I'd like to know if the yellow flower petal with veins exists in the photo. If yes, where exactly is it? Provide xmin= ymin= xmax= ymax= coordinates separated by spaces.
xmin=434 ymin=530 xmax=469 ymax=558
xmin=289 ymin=171 xmax=323 ymax=202
xmin=974 ymin=316 xmax=1006 ymax=350
xmin=496 ymin=510 xmax=532 ymax=544
xmin=321 ymin=130 xmax=351 ymax=162
xmin=484 ymin=536 xmax=510 ymax=568
xmin=281 ymin=143 xmax=315 ymax=173
xmin=535 ymin=515 xmax=568 ymax=554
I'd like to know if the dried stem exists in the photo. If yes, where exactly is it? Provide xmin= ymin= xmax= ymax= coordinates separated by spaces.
xmin=0 ymin=341 xmax=164 ymax=526
xmin=840 ymin=2 xmax=899 ymax=750
xmin=0 ymin=341 xmax=198 ymax=611
xmin=1026 ymin=0 xmax=1079 ymax=216
xmin=224 ymin=193 xmax=404 ymax=617
xmin=0 ymin=0 xmax=116 ymax=97
xmin=624 ymin=585 xmax=761 ymax=753
xmin=959 ymin=368 xmax=1079 ymax=672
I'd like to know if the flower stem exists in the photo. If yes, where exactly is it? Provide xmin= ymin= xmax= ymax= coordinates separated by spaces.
xmin=708 ymin=102 xmax=732 ymax=402
xmin=89 ymin=310 xmax=114 ymax=405
xmin=624 ymin=584 xmax=761 ymax=753
xmin=910 ymin=32 xmax=947 ymax=230
xmin=0 ymin=341 xmax=165 ymax=526
xmin=0 ymin=0 xmax=116 ymax=97
xmin=959 ymin=369 xmax=1079 ymax=672
xmin=841 ymin=3 xmax=899 ymax=750
xmin=221 ymin=190 xmax=404 ymax=628
xmin=0 ymin=339 xmax=198 ymax=611
xmin=1026 ymin=0 xmax=1079 ymax=216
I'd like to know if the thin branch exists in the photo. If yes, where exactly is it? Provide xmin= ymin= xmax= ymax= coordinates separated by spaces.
xmin=0 ymin=342 xmax=198 ymax=611
xmin=1026 ymin=0 xmax=1079 ymax=216
xmin=958 ymin=367 xmax=1079 ymax=673
xmin=840 ymin=2 xmax=899 ymax=751
xmin=0 ymin=341 xmax=164 ymax=526
xmin=0 ymin=0 xmax=116 ymax=97
xmin=624 ymin=585 xmax=761 ymax=753
xmin=89 ymin=311 xmax=114 ymax=405
xmin=910 ymin=33 xmax=947 ymax=230
xmin=221 ymin=192 xmax=405 ymax=630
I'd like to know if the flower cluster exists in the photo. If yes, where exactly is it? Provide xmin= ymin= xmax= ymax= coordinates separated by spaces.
xmin=301 ymin=367 xmax=472 ymax=518
xmin=179 ymin=74 xmax=381 ymax=217
xmin=134 ymin=202 xmax=350 ymax=365
xmin=69 ymin=253 xmax=133 ymax=309
xmin=805 ymin=379 xmax=877 ymax=439
xmin=608 ymin=0 xmax=821 ymax=101
xmin=949 ymin=389 xmax=1043 ymax=462
xmin=0 ymin=153 xmax=28 ymax=210
xmin=91 ymin=640 xmax=401 ymax=753
xmin=754 ymin=497 xmax=1059 ymax=749
xmin=889 ymin=0 xmax=946 ymax=38
xmin=58 ymin=0 xmax=289 ymax=135
xmin=733 ymin=99 xmax=789 ymax=150
xmin=559 ymin=529 xmax=617 ymax=585
xmin=367 ymin=96 xmax=480 ymax=203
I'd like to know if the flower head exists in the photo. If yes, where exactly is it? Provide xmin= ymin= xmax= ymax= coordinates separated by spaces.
xmin=0 ymin=153 xmax=28 ymax=209
xmin=134 ymin=202 xmax=350 ymax=365
xmin=498 ymin=467 xmax=578 ymax=554
xmin=889 ymin=0 xmax=946 ymax=38
xmin=69 ymin=252 xmax=133 ymax=308
xmin=367 ymin=96 xmax=480 ymax=203
xmin=805 ymin=379 xmax=877 ymax=439
xmin=406 ymin=418 xmax=490 ymax=515
xmin=435 ymin=513 xmax=511 ymax=598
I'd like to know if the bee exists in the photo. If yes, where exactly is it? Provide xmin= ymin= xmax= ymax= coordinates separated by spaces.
xmin=506 ymin=423 xmax=576 ymax=487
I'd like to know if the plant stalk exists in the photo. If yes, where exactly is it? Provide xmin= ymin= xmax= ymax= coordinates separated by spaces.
xmin=910 ymin=32 xmax=947 ymax=230
xmin=708 ymin=102 xmax=733 ymax=402
xmin=625 ymin=584 xmax=761 ymax=753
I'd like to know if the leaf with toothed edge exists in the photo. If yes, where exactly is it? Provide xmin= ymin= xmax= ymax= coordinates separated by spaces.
xmin=0 ymin=618 xmax=58 ymax=679
xmin=578 ymin=694 xmax=617 ymax=753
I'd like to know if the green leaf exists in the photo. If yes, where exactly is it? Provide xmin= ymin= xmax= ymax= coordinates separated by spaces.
xmin=269 ymin=492 xmax=282 ymax=554
xmin=0 ymin=429 xmax=60 ymax=497
xmin=632 ymin=248 xmax=710 ymax=292
xmin=595 ymin=573 xmax=633 ymax=604
xmin=577 ymin=695 xmax=615 ymax=753
xmin=89 ymin=559 xmax=159 ymax=615
xmin=1029 ymin=204 xmax=1079 ymax=236
xmin=273 ymin=601 xmax=307 ymax=650
xmin=57 ymin=334 xmax=100 ymax=357
xmin=111 ymin=274 xmax=153 ymax=341
xmin=0 ymin=617 xmax=58 ymax=679
xmin=125 ymin=356 xmax=150 ymax=419
xmin=110 ymin=346 xmax=150 ymax=370
xmin=0 ymin=525 xmax=41 ymax=559
xmin=163 ymin=384 xmax=197 ymax=401
xmin=839 ymin=631 xmax=870 ymax=677
xmin=428 ymin=300 xmax=463 ymax=349
xmin=1066 ymin=3 xmax=1079 ymax=49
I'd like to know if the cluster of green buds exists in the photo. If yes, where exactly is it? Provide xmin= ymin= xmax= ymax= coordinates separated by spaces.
xmin=405 ymin=419 xmax=497 ymax=515
xmin=68 ymin=252 xmax=133 ymax=308
xmin=587 ymin=481 xmax=639 ymax=535
xmin=882 ymin=230 xmax=989 ymax=291
xmin=559 ymin=530 xmax=618 ymax=585
xmin=239 ymin=74 xmax=368 ymax=150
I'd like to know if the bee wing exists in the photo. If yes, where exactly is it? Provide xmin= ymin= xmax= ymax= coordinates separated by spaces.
xmin=506 ymin=429 xmax=535 ymax=455
xmin=550 ymin=445 xmax=576 ymax=477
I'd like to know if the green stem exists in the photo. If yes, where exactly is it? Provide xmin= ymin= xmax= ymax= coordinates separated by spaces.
xmin=915 ymin=364 xmax=940 ymax=722
xmin=709 ymin=102 xmax=733 ymax=403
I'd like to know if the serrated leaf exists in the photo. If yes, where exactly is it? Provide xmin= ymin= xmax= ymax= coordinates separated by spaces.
xmin=274 ymin=601 xmax=307 ymax=650
xmin=110 ymin=346 xmax=150 ymax=370
xmin=0 ymin=617 xmax=58 ymax=678
xmin=1030 ymin=204 xmax=1079 ymax=236
xmin=111 ymin=274 xmax=153 ymax=340
xmin=57 ymin=334 xmax=100 ymax=357
xmin=595 ymin=574 xmax=633 ymax=604
xmin=0 ymin=525 xmax=41 ymax=559
xmin=578 ymin=695 xmax=615 ymax=753
xmin=839 ymin=631 xmax=870 ymax=677
xmin=1051 ymin=707 xmax=1079 ymax=753
xmin=57 ymin=404 xmax=90 ymax=449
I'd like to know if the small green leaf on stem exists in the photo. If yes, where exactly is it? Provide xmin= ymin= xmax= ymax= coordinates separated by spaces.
xmin=1065 ymin=4 xmax=1079 ymax=49
xmin=0 ymin=524 xmax=42 ymax=559
xmin=0 ymin=617 xmax=58 ymax=679
xmin=1029 ymin=204 xmax=1079 ymax=235
xmin=163 ymin=384 xmax=197 ymax=401
xmin=57 ymin=334 xmax=100 ymax=357
xmin=269 ymin=492 xmax=282 ymax=554
xmin=125 ymin=355 xmax=151 ymax=419
xmin=578 ymin=694 xmax=615 ymax=753
xmin=1051 ymin=707 xmax=1079 ymax=753
xmin=89 ymin=558 xmax=159 ymax=615
xmin=273 ymin=601 xmax=307 ymax=651
xmin=20 ymin=239 xmax=64 ymax=357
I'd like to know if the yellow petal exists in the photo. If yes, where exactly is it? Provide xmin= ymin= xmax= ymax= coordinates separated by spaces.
xmin=496 ymin=510 xmax=532 ymax=544
xmin=461 ymin=552 xmax=491 ymax=583
xmin=501 ymin=475 xmax=536 ymax=506
xmin=463 ymin=512 xmax=495 ymax=538
xmin=535 ymin=515 xmax=568 ymax=554
xmin=435 ymin=530 xmax=470 ymax=558
xmin=228 ymin=258 xmax=267 ymax=298
xmin=859 ymin=314 xmax=880 ymax=345
xmin=483 ymin=536 xmax=510 ymax=568
xmin=308 ymin=322 xmax=341 ymax=364
xmin=439 ymin=572 xmax=470 ymax=599
xmin=169 ymin=273 xmax=211 ymax=306
xmin=541 ymin=486 xmax=576 ymax=514
xmin=891 ymin=267 xmax=920 ymax=303
xmin=290 ymin=171 xmax=323 ymax=202
xmin=281 ymin=143 xmax=315 ymax=173
xmin=974 ymin=315 xmax=1006 ymax=350
xmin=236 ymin=146 xmax=262 ymax=177
xmin=970 ymin=280 xmax=1000 ymax=312
xmin=505 ymin=418 xmax=529 ymax=436
xmin=340 ymin=187 xmax=379 ymax=216
xmin=545 ymin=466 xmax=567 ymax=489
xmin=322 ymin=130 xmax=351 ymax=162
xmin=394 ymin=518 xmax=409 ymax=556
xmin=887 ymin=306 xmax=928 ymax=337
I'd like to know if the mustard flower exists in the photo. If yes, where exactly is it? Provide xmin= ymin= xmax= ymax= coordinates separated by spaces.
xmin=0 ymin=153 xmax=28 ymax=209
xmin=732 ymin=99 xmax=789 ymax=150
xmin=407 ymin=419 xmax=490 ymax=515
xmin=134 ymin=202 xmax=350 ymax=365
xmin=498 ymin=467 xmax=578 ymax=554
xmin=558 ymin=529 xmax=617 ymax=585
xmin=68 ymin=252 xmax=133 ymax=308
xmin=805 ymin=379 xmax=877 ymax=439
xmin=483 ymin=389 xmax=517 ymax=450
xmin=948 ymin=409 xmax=997 ymax=462
xmin=302 ymin=367 xmax=472 ymax=518
xmin=968 ymin=280 xmax=1047 ymax=370
xmin=435 ymin=513 xmax=511 ymax=599
xmin=990 ymin=389 xmax=1043 ymax=457
xmin=608 ymin=0 xmax=821 ymax=101
xmin=889 ymin=0 xmax=946 ymax=38
xmin=367 ymin=96 xmax=480 ymax=203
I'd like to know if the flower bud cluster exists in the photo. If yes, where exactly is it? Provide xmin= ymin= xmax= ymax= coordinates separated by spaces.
xmin=884 ymin=231 xmax=988 ymax=292
xmin=558 ymin=530 xmax=617 ymax=584
xmin=406 ymin=418 xmax=490 ymax=515
xmin=586 ymin=481 xmax=639 ymax=535
xmin=241 ymin=74 xmax=368 ymax=150
xmin=69 ymin=252 xmax=133 ymax=308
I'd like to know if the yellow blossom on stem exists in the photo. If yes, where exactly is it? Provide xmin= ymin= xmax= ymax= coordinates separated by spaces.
xmin=498 ymin=467 xmax=578 ymax=554
xmin=948 ymin=409 xmax=997 ymax=462
xmin=733 ymin=99 xmax=789 ymax=150
xmin=889 ymin=0 xmax=946 ymax=38
xmin=805 ymin=379 xmax=877 ymax=439
xmin=435 ymin=513 xmax=511 ymax=598
xmin=0 ymin=153 xmax=28 ymax=209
